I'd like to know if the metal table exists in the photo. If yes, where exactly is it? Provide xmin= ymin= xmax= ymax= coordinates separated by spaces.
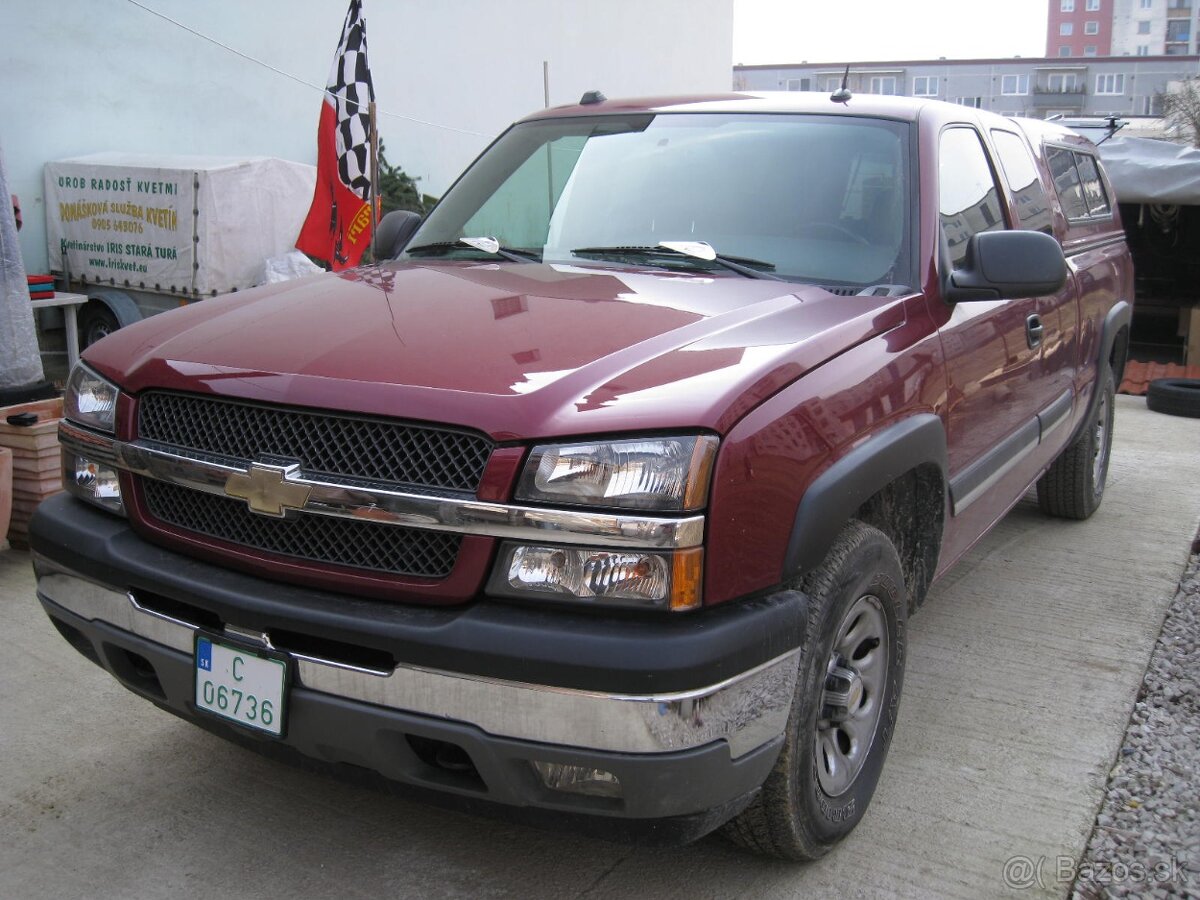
xmin=29 ymin=292 xmax=87 ymax=370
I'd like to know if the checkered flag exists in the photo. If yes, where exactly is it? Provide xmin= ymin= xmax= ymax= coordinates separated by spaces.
xmin=328 ymin=0 xmax=374 ymax=201
xmin=296 ymin=0 xmax=378 ymax=270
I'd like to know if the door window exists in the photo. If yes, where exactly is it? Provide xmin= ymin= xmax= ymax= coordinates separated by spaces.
xmin=939 ymin=128 xmax=1007 ymax=268
xmin=992 ymin=130 xmax=1054 ymax=232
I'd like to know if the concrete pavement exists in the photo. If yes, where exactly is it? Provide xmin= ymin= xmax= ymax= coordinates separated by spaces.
xmin=1 ymin=395 xmax=1197 ymax=899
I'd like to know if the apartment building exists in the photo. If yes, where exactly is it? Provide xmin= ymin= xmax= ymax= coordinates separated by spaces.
xmin=734 ymin=56 xmax=1200 ymax=119
xmin=1048 ymin=0 xmax=1198 ymax=57
xmin=1047 ymin=0 xmax=1115 ymax=56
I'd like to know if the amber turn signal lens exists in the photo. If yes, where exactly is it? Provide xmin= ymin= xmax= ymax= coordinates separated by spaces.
xmin=682 ymin=435 xmax=719 ymax=511
xmin=670 ymin=548 xmax=704 ymax=612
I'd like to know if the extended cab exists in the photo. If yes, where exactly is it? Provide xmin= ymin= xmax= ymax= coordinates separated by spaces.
xmin=31 ymin=93 xmax=1132 ymax=859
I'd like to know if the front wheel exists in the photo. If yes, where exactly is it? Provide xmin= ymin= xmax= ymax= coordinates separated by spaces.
xmin=723 ymin=520 xmax=907 ymax=860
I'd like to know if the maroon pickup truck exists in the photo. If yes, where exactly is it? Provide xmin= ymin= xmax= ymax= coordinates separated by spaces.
xmin=32 ymin=93 xmax=1132 ymax=859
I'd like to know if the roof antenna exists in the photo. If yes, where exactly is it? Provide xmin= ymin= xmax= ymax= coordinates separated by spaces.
xmin=830 ymin=65 xmax=852 ymax=104
xmin=1096 ymin=114 xmax=1126 ymax=146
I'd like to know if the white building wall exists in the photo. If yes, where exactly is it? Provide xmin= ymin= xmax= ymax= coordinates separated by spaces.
xmin=1111 ymin=0 xmax=1138 ymax=56
xmin=1110 ymin=0 xmax=1198 ymax=55
xmin=3 ymin=0 xmax=733 ymax=273
xmin=1111 ymin=0 xmax=1165 ymax=55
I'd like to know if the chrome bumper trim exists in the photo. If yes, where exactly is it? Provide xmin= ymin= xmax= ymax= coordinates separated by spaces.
xmin=58 ymin=422 xmax=704 ymax=551
xmin=35 ymin=561 xmax=798 ymax=758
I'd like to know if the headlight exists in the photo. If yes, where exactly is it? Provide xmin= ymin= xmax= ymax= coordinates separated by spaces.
xmin=62 ymin=364 xmax=124 ymax=514
xmin=62 ymin=450 xmax=125 ymax=515
xmin=515 ymin=435 xmax=718 ymax=511
xmin=64 ymin=364 xmax=118 ymax=433
xmin=487 ymin=543 xmax=703 ymax=611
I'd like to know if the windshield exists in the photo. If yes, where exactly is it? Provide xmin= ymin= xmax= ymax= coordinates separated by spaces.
xmin=403 ymin=113 xmax=912 ymax=288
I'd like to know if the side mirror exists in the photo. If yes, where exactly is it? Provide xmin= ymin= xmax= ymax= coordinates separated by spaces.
xmin=375 ymin=210 xmax=423 ymax=259
xmin=945 ymin=230 xmax=1067 ymax=303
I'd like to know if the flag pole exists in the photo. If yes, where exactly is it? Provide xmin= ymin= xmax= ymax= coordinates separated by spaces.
xmin=369 ymin=99 xmax=379 ymax=262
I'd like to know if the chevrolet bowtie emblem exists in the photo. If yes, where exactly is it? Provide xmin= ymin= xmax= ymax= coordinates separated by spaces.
xmin=224 ymin=463 xmax=312 ymax=517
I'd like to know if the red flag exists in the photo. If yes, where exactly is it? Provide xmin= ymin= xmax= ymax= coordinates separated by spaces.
xmin=296 ymin=0 xmax=375 ymax=270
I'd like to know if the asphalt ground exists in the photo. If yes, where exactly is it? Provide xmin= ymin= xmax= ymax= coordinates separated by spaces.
xmin=1 ymin=395 xmax=1197 ymax=899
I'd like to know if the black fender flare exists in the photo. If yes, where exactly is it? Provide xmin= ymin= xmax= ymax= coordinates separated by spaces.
xmin=1068 ymin=299 xmax=1131 ymax=446
xmin=782 ymin=413 xmax=948 ymax=580
xmin=84 ymin=288 xmax=143 ymax=329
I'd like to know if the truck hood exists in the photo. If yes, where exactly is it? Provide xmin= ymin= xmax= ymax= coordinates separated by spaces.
xmin=85 ymin=261 xmax=907 ymax=441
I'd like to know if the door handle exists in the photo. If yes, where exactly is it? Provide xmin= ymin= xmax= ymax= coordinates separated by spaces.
xmin=1026 ymin=314 xmax=1044 ymax=350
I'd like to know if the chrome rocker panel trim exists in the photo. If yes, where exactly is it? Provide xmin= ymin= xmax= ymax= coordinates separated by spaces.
xmin=59 ymin=422 xmax=704 ymax=551
xmin=35 ymin=561 xmax=799 ymax=759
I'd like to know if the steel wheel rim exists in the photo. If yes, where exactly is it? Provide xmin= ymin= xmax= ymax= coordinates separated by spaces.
xmin=1092 ymin=390 xmax=1110 ymax=491
xmin=815 ymin=594 xmax=889 ymax=797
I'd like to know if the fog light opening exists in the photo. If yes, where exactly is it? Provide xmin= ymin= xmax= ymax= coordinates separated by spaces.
xmin=530 ymin=760 xmax=623 ymax=799
xmin=433 ymin=742 xmax=476 ymax=773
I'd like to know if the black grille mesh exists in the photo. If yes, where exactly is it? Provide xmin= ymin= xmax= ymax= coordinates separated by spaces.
xmin=138 ymin=392 xmax=492 ymax=492
xmin=142 ymin=480 xmax=460 ymax=579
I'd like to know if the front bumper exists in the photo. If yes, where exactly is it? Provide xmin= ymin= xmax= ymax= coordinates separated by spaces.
xmin=31 ymin=494 xmax=806 ymax=829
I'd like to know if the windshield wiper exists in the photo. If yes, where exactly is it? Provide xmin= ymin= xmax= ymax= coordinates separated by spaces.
xmin=570 ymin=241 xmax=782 ymax=281
xmin=405 ymin=237 xmax=540 ymax=264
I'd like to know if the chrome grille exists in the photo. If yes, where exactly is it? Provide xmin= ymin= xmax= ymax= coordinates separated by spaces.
xmin=138 ymin=392 xmax=492 ymax=492
xmin=142 ymin=480 xmax=461 ymax=579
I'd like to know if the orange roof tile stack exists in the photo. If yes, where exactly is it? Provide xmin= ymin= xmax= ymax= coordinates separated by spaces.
xmin=1119 ymin=360 xmax=1200 ymax=396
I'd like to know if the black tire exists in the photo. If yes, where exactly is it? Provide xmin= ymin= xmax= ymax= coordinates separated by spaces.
xmin=1037 ymin=365 xmax=1115 ymax=520
xmin=722 ymin=520 xmax=907 ymax=860
xmin=79 ymin=303 xmax=121 ymax=349
xmin=1146 ymin=378 xmax=1200 ymax=419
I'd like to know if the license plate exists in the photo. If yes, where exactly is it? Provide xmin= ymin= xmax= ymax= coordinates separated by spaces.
xmin=194 ymin=634 xmax=288 ymax=737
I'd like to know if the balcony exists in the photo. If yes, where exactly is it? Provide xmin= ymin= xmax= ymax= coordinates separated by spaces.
xmin=1034 ymin=85 xmax=1087 ymax=94
xmin=1032 ymin=85 xmax=1087 ymax=108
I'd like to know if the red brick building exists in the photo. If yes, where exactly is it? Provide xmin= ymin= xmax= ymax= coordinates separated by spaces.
xmin=1046 ymin=0 xmax=1114 ymax=57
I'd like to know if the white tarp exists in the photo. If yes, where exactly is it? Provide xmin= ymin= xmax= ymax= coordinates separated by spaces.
xmin=44 ymin=153 xmax=316 ymax=296
xmin=0 ymin=141 xmax=44 ymax=389
xmin=1097 ymin=137 xmax=1200 ymax=206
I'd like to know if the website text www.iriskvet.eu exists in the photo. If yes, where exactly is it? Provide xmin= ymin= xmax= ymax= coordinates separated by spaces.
xmin=85 ymin=257 xmax=148 ymax=274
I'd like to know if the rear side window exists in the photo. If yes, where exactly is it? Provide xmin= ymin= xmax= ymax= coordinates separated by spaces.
xmin=1074 ymin=153 xmax=1112 ymax=216
xmin=1046 ymin=147 xmax=1088 ymax=219
xmin=939 ymin=127 xmax=1006 ymax=268
xmin=1045 ymin=146 xmax=1111 ymax=221
xmin=991 ymin=130 xmax=1054 ymax=233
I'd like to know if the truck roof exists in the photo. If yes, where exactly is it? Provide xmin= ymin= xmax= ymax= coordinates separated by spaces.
xmin=522 ymin=91 xmax=1095 ymax=147
xmin=523 ymin=91 xmax=930 ymax=122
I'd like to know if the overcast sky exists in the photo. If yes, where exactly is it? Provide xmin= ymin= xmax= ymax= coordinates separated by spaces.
xmin=733 ymin=0 xmax=1050 ymax=64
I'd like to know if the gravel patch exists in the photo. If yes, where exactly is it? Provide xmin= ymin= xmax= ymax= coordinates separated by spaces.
xmin=1072 ymin=552 xmax=1200 ymax=899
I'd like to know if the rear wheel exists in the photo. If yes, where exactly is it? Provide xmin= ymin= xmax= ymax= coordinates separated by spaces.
xmin=723 ymin=520 xmax=907 ymax=860
xmin=1037 ymin=366 xmax=1115 ymax=520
